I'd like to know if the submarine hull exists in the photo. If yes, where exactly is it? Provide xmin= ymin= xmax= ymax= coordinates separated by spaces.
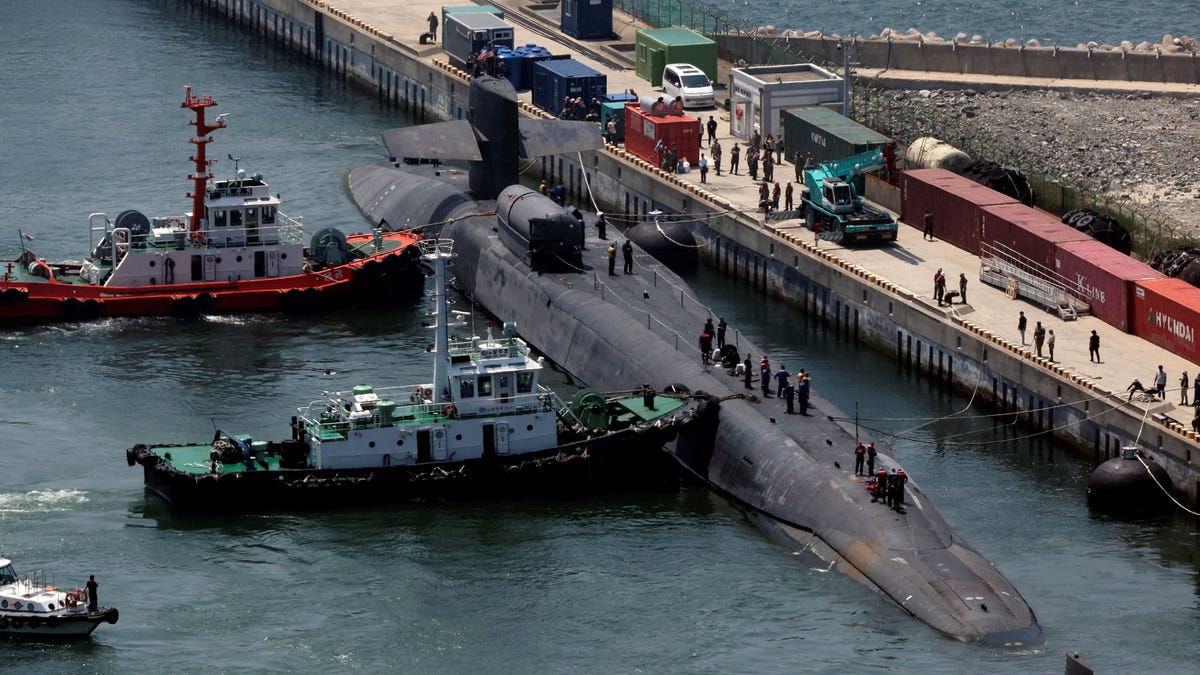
xmin=438 ymin=188 xmax=1041 ymax=644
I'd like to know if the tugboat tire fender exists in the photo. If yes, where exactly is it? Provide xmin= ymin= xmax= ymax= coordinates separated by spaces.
xmin=28 ymin=617 xmax=41 ymax=629
xmin=10 ymin=618 xmax=23 ymax=629
xmin=0 ymin=617 xmax=8 ymax=629
xmin=46 ymin=616 xmax=59 ymax=628
xmin=60 ymin=296 xmax=83 ymax=318
xmin=126 ymin=447 xmax=138 ymax=467
xmin=105 ymin=608 xmax=119 ymax=624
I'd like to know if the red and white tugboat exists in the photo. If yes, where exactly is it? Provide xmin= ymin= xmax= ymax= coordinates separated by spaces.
xmin=0 ymin=556 xmax=118 ymax=638
xmin=0 ymin=86 xmax=423 ymax=324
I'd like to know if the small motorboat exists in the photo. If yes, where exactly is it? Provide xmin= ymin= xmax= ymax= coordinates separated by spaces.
xmin=0 ymin=557 xmax=118 ymax=638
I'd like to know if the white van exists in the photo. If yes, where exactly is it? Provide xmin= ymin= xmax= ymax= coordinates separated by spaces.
xmin=661 ymin=63 xmax=715 ymax=109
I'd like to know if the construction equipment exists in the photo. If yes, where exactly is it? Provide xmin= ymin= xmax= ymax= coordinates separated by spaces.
xmin=800 ymin=148 xmax=898 ymax=245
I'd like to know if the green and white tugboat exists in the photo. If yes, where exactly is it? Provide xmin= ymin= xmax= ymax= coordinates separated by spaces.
xmin=125 ymin=239 xmax=715 ymax=509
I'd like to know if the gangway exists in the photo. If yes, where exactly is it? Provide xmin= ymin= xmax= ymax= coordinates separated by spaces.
xmin=979 ymin=241 xmax=1090 ymax=320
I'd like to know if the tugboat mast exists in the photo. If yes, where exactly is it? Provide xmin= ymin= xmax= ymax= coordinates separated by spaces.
xmin=182 ymin=85 xmax=226 ymax=237
xmin=424 ymin=239 xmax=455 ymax=403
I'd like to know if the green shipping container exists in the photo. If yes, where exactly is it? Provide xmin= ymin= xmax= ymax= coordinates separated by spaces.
xmin=441 ymin=5 xmax=503 ymax=50
xmin=635 ymin=27 xmax=716 ymax=87
xmin=783 ymin=107 xmax=889 ymax=169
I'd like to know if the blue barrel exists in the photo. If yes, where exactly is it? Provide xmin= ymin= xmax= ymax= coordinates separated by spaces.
xmin=561 ymin=0 xmax=613 ymax=40
xmin=516 ymin=44 xmax=553 ymax=92
xmin=494 ymin=46 xmax=525 ymax=90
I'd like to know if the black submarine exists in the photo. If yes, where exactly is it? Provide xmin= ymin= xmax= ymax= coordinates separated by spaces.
xmin=348 ymin=76 xmax=1042 ymax=644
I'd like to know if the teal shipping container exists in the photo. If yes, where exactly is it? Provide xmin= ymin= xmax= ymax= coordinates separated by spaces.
xmin=440 ymin=5 xmax=503 ymax=50
xmin=600 ymin=101 xmax=626 ymax=142
xmin=783 ymin=107 xmax=889 ymax=168
xmin=634 ymin=27 xmax=716 ymax=86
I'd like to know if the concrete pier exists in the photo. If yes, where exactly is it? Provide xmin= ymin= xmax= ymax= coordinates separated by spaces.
xmin=188 ymin=0 xmax=1200 ymax=508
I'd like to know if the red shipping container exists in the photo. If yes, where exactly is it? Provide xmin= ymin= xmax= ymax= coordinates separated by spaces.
xmin=1131 ymin=277 xmax=1200 ymax=366
xmin=1054 ymin=239 xmax=1163 ymax=333
xmin=900 ymin=169 xmax=1017 ymax=255
xmin=623 ymin=103 xmax=701 ymax=171
xmin=979 ymin=203 xmax=1092 ymax=271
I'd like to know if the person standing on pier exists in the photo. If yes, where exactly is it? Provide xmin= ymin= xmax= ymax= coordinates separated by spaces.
xmin=712 ymin=139 xmax=722 ymax=176
xmin=794 ymin=149 xmax=804 ymax=182
xmin=1154 ymin=365 xmax=1168 ymax=400
xmin=748 ymin=147 xmax=759 ymax=180
xmin=743 ymin=353 xmax=753 ymax=390
xmin=1181 ymin=371 xmax=1190 ymax=405
xmin=775 ymin=133 xmax=784 ymax=164
xmin=959 ymin=273 xmax=968 ymax=304
xmin=771 ymin=182 xmax=781 ymax=211
xmin=699 ymin=153 xmax=709 ymax=183
xmin=933 ymin=268 xmax=945 ymax=306
xmin=866 ymin=442 xmax=877 ymax=474
xmin=763 ymin=151 xmax=774 ymax=183
xmin=1047 ymin=329 xmax=1056 ymax=361
xmin=622 ymin=239 xmax=634 ymax=274
xmin=784 ymin=182 xmax=794 ymax=211
xmin=607 ymin=241 xmax=616 ymax=276
xmin=1089 ymin=329 xmax=1100 ymax=362
xmin=760 ymin=359 xmax=772 ymax=398
xmin=797 ymin=376 xmax=811 ymax=415
xmin=784 ymin=380 xmax=795 ymax=414
xmin=923 ymin=211 xmax=935 ymax=241
xmin=1033 ymin=321 xmax=1046 ymax=357
xmin=595 ymin=212 xmax=607 ymax=240
xmin=698 ymin=329 xmax=713 ymax=366
xmin=854 ymin=443 xmax=866 ymax=476
xmin=428 ymin=12 xmax=438 ymax=41
xmin=706 ymin=115 xmax=717 ymax=147
xmin=730 ymin=143 xmax=740 ymax=175
xmin=1018 ymin=311 xmax=1028 ymax=345
xmin=716 ymin=316 xmax=727 ymax=348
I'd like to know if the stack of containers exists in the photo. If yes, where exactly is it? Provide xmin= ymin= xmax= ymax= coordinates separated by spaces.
xmin=901 ymin=169 xmax=1018 ymax=254
xmin=623 ymin=102 xmax=700 ymax=169
xmin=531 ymin=59 xmax=607 ymax=118
xmin=1132 ymin=278 xmax=1200 ymax=365
xmin=1055 ymin=241 xmax=1163 ymax=332
xmin=978 ymin=203 xmax=1092 ymax=271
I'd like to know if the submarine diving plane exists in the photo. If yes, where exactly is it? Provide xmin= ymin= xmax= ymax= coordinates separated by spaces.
xmin=347 ymin=76 xmax=1042 ymax=644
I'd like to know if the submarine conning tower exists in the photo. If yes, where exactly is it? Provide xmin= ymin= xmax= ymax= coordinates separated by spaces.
xmin=467 ymin=77 xmax=520 ymax=201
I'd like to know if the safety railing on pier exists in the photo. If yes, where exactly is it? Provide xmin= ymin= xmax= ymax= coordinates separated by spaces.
xmin=978 ymin=241 xmax=1090 ymax=319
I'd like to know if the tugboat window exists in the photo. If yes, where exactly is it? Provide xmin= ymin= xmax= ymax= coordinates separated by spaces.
xmin=230 ymin=210 xmax=242 ymax=227
xmin=459 ymin=378 xmax=475 ymax=399
xmin=516 ymin=372 xmax=534 ymax=393
xmin=478 ymin=376 xmax=493 ymax=396
xmin=214 ymin=210 xmax=227 ymax=227
xmin=262 ymin=205 xmax=276 ymax=224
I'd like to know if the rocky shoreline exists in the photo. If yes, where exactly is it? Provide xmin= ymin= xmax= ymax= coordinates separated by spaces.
xmin=855 ymin=86 xmax=1200 ymax=244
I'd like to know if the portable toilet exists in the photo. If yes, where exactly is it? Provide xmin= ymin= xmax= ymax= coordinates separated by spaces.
xmin=440 ymin=5 xmax=504 ymax=50
xmin=561 ymin=0 xmax=613 ymax=40
xmin=635 ymin=27 xmax=717 ymax=86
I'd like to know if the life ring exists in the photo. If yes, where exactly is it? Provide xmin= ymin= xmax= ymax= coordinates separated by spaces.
xmin=64 ymin=593 xmax=76 ymax=607
xmin=410 ymin=387 xmax=421 ymax=402
xmin=167 ymin=217 xmax=184 ymax=229
xmin=443 ymin=404 xmax=458 ymax=419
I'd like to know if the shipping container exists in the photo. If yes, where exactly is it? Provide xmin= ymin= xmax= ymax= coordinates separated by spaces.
xmin=440 ymin=6 xmax=504 ymax=50
xmin=561 ymin=0 xmax=613 ymax=40
xmin=600 ymin=101 xmax=627 ymax=142
xmin=443 ymin=13 xmax=515 ymax=71
xmin=979 ymin=203 xmax=1092 ymax=272
xmin=1054 ymin=239 xmax=1163 ymax=332
xmin=531 ymin=59 xmax=607 ymax=118
xmin=624 ymin=103 xmax=701 ymax=170
xmin=635 ymin=28 xmax=717 ymax=86
xmin=783 ymin=107 xmax=889 ymax=169
xmin=900 ymin=169 xmax=1017 ymax=255
xmin=1132 ymin=277 xmax=1200 ymax=366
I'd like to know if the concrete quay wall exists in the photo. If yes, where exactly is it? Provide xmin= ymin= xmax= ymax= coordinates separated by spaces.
xmin=193 ymin=0 xmax=1200 ymax=507
xmin=716 ymin=34 xmax=1200 ymax=86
